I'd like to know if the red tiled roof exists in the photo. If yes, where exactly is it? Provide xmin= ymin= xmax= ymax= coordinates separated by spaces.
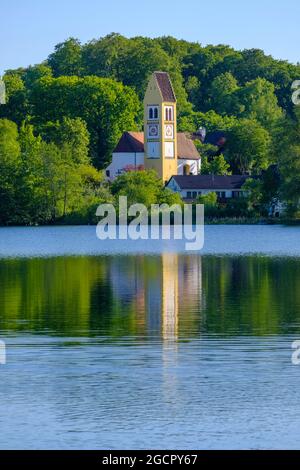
xmin=113 ymin=132 xmax=200 ymax=160
xmin=154 ymin=72 xmax=176 ymax=103
xmin=177 ymin=133 xmax=200 ymax=160
xmin=113 ymin=132 xmax=144 ymax=153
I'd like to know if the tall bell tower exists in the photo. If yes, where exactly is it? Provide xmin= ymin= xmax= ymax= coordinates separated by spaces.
xmin=144 ymin=72 xmax=178 ymax=182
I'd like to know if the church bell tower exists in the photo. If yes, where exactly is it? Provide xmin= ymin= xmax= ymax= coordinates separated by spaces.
xmin=144 ymin=72 xmax=178 ymax=182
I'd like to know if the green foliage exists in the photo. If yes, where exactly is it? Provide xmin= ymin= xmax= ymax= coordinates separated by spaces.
xmin=0 ymin=74 xmax=28 ymax=124
xmin=39 ymin=117 xmax=90 ymax=164
xmin=236 ymin=78 xmax=283 ymax=130
xmin=29 ymin=75 xmax=140 ymax=165
xmin=111 ymin=170 xmax=162 ymax=207
xmin=1 ymin=33 xmax=300 ymax=223
xmin=224 ymin=198 xmax=252 ymax=218
xmin=23 ymin=65 xmax=53 ymax=88
xmin=0 ymin=120 xmax=22 ymax=223
xmin=208 ymin=72 xmax=240 ymax=115
xmin=197 ymin=192 xmax=218 ymax=206
xmin=200 ymin=152 xmax=231 ymax=176
xmin=0 ymin=118 xmax=105 ymax=225
xmin=225 ymin=119 xmax=271 ymax=174
xmin=274 ymin=108 xmax=300 ymax=215
xmin=48 ymin=38 xmax=83 ymax=76
xmin=111 ymin=170 xmax=182 ymax=208
xmin=242 ymin=178 xmax=265 ymax=213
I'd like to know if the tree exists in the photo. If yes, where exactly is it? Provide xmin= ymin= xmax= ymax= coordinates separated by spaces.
xmin=0 ymin=74 xmax=28 ymax=124
xmin=276 ymin=111 xmax=300 ymax=213
xmin=111 ymin=170 xmax=163 ymax=207
xmin=225 ymin=119 xmax=271 ymax=174
xmin=0 ymin=119 xmax=21 ymax=223
xmin=23 ymin=64 xmax=52 ymax=88
xmin=81 ymin=33 xmax=130 ymax=78
xmin=242 ymin=178 xmax=264 ymax=213
xmin=198 ymin=192 xmax=218 ymax=205
xmin=39 ymin=117 xmax=90 ymax=164
xmin=111 ymin=170 xmax=182 ymax=208
xmin=208 ymin=72 xmax=240 ymax=115
xmin=47 ymin=38 xmax=83 ymax=76
xmin=236 ymin=78 xmax=283 ymax=130
xmin=30 ymin=76 xmax=141 ymax=166
xmin=185 ymin=76 xmax=201 ymax=108
xmin=201 ymin=154 xmax=231 ymax=175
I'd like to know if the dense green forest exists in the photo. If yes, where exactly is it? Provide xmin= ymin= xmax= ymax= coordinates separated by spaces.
xmin=1 ymin=33 xmax=300 ymax=224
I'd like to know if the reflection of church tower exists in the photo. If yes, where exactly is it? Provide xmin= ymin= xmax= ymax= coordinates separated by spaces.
xmin=144 ymin=72 xmax=178 ymax=182
xmin=161 ymin=253 xmax=179 ymax=341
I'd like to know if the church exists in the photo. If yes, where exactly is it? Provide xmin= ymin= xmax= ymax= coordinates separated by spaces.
xmin=105 ymin=71 xmax=201 ymax=182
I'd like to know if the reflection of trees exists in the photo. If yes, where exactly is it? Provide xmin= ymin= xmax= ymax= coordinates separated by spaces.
xmin=1 ymin=255 xmax=300 ymax=338
xmin=0 ymin=257 xmax=108 ymax=335
xmin=202 ymin=256 xmax=300 ymax=336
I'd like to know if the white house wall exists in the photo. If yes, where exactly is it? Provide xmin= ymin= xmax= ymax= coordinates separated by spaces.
xmin=179 ymin=189 xmax=246 ymax=198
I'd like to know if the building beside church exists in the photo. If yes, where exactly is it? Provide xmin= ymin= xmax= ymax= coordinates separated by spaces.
xmin=105 ymin=72 xmax=201 ymax=182
xmin=167 ymin=174 xmax=251 ymax=201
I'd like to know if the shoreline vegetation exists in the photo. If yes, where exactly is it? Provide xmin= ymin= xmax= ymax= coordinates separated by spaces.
xmin=1 ymin=34 xmax=300 ymax=226
xmin=2 ymin=216 xmax=300 ymax=227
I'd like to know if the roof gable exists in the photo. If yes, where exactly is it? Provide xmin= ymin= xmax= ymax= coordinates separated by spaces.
xmin=113 ymin=132 xmax=144 ymax=153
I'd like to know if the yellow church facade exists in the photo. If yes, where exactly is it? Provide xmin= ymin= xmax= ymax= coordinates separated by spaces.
xmin=105 ymin=72 xmax=201 ymax=183
xmin=143 ymin=72 xmax=178 ymax=182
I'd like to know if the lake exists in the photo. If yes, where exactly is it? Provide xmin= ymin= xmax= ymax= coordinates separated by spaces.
xmin=1 ymin=225 xmax=300 ymax=449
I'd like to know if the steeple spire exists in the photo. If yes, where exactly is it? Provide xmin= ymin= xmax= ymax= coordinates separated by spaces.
xmin=143 ymin=72 xmax=178 ymax=182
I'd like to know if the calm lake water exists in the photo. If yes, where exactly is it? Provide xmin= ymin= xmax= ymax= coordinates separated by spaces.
xmin=1 ymin=225 xmax=300 ymax=449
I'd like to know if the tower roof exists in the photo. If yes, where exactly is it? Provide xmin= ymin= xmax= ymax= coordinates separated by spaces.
xmin=154 ymin=72 xmax=176 ymax=103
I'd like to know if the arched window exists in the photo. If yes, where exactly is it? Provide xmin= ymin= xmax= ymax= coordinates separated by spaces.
xmin=148 ymin=106 xmax=159 ymax=120
xmin=165 ymin=106 xmax=173 ymax=121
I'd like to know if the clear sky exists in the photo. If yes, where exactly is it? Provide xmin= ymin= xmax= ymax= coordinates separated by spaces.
xmin=0 ymin=0 xmax=299 ymax=75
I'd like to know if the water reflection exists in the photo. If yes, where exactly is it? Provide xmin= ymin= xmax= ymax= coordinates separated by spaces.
xmin=1 ymin=254 xmax=300 ymax=338
xmin=2 ymin=253 xmax=300 ymax=449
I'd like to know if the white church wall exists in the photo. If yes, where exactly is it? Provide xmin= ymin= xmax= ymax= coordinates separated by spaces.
xmin=105 ymin=152 xmax=145 ymax=180
xmin=177 ymin=159 xmax=200 ymax=175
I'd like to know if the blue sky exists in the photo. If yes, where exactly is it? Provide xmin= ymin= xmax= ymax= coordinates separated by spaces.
xmin=0 ymin=0 xmax=299 ymax=74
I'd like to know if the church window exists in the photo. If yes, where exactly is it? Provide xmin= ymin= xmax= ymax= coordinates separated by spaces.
xmin=165 ymin=106 xmax=173 ymax=121
xmin=148 ymin=106 xmax=159 ymax=120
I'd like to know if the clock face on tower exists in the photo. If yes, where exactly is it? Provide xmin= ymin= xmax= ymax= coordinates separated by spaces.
xmin=148 ymin=124 xmax=159 ymax=138
xmin=164 ymin=124 xmax=174 ymax=139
